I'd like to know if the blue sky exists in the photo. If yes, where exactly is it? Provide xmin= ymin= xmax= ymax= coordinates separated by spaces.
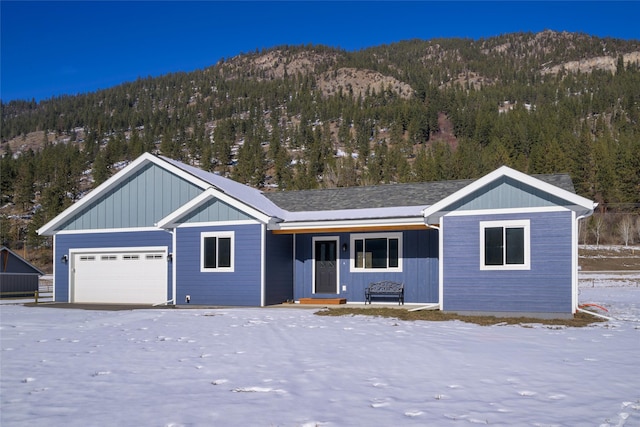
xmin=2 ymin=1 xmax=639 ymax=102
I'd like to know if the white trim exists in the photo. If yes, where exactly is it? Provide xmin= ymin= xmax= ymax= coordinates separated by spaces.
xmin=479 ymin=220 xmax=531 ymax=271
xmin=437 ymin=223 xmax=444 ymax=311
xmin=173 ymin=219 xmax=261 ymax=228
xmin=156 ymin=187 xmax=272 ymax=228
xmin=55 ymin=226 xmax=161 ymax=235
xmin=443 ymin=206 xmax=568 ymax=217
xmin=37 ymin=153 xmax=211 ymax=236
xmin=260 ymin=223 xmax=266 ymax=307
xmin=312 ymin=236 xmax=340 ymax=294
xmin=69 ymin=246 xmax=168 ymax=255
xmin=272 ymin=216 xmax=424 ymax=231
xmin=69 ymin=246 xmax=168 ymax=304
xmin=200 ymin=231 xmax=235 ymax=273
xmin=53 ymin=234 xmax=57 ymax=301
xmin=423 ymin=166 xmax=596 ymax=222
xmin=349 ymin=232 xmax=403 ymax=273
xmin=171 ymin=228 xmax=177 ymax=306
xmin=571 ymin=211 xmax=577 ymax=314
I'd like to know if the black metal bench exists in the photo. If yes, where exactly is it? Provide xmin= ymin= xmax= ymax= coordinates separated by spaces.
xmin=365 ymin=281 xmax=404 ymax=305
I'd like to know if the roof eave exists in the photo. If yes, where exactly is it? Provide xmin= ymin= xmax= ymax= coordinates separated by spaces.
xmin=269 ymin=215 xmax=427 ymax=233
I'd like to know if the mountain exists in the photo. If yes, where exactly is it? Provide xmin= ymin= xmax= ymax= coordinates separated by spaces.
xmin=1 ymin=30 xmax=639 ymax=255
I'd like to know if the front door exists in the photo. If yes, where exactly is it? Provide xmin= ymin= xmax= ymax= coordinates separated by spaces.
xmin=314 ymin=239 xmax=337 ymax=294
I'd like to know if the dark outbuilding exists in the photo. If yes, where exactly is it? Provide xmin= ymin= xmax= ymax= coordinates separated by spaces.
xmin=0 ymin=246 xmax=45 ymax=296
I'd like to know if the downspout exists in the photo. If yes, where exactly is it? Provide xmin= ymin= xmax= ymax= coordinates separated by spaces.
xmin=430 ymin=223 xmax=443 ymax=311
xmin=577 ymin=307 xmax=614 ymax=321
xmin=574 ymin=205 xmax=597 ymax=314
xmin=157 ymin=227 xmax=176 ymax=306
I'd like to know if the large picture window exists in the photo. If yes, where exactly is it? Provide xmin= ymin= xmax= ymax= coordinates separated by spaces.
xmin=351 ymin=232 xmax=402 ymax=272
xmin=201 ymin=231 xmax=234 ymax=272
xmin=480 ymin=220 xmax=530 ymax=270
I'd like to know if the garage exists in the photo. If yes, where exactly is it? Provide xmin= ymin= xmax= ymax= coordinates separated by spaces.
xmin=71 ymin=248 xmax=168 ymax=304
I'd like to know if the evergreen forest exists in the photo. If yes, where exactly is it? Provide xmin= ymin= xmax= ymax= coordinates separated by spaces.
xmin=1 ymin=31 xmax=640 ymax=262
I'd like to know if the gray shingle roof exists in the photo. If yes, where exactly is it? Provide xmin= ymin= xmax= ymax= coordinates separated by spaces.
xmin=264 ymin=174 xmax=575 ymax=212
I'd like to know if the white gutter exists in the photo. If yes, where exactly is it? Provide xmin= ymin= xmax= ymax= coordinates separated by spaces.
xmin=160 ymin=228 xmax=177 ymax=306
xmin=271 ymin=216 xmax=425 ymax=232
xmin=574 ymin=204 xmax=597 ymax=313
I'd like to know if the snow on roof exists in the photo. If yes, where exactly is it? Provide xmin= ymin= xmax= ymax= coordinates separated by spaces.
xmin=159 ymin=156 xmax=287 ymax=219
xmin=160 ymin=157 xmax=428 ymax=224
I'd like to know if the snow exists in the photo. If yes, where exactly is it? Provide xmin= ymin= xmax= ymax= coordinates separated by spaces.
xmin=2 ymin=279 xmax=639 ymax=426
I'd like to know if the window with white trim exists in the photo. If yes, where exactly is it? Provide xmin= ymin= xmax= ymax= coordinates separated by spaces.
xmin=201 ymin=231 xmax=234 ymax=272
xmin=351 ymin=232 xmax=402 ymax=272
xmin=480 ymin=220 xmax=530 ymax=270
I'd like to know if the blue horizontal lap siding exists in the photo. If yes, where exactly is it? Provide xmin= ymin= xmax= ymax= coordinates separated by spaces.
xmin=294 ymin=229 xmax=438 ymax=303
xmin=442 ymin=211 xmax=573 ymax=313
xmin=54 ymin=231 xmax=172 ymax=302
xmin=175 ymin=224 xmax=262 ymax=306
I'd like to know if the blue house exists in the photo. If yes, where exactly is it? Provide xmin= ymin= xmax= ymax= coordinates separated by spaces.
xmin=38 ymin=153 xmax=595 ymax=316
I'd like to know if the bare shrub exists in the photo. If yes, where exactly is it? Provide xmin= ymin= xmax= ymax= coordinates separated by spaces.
xmin=618 ymin=215 xmax=634 ymax=246
xmin=589 ymin=214 xmax=606 ymax=247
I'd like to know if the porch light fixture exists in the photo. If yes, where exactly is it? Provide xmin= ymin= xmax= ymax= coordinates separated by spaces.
xmin=61 ymin=254 xmax=68 ymax=263
xmin=167 ymin=253 xmax=173 ymax=262
xmin=342 ymin=243 xmax=348 ymax=252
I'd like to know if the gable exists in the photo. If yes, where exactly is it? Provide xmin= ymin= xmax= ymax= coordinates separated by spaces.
xmin=178 ymin=197 xmax=254 ymax=223
xmin=446 ymin=176 xmax=573 ymax=212
xmin=1 ymin=247 xmax=45 ymax=275
xmin=59 ymin=162 xmax=202 ymax=231
xmin=423 ymin=166 xmax=595 ymax=223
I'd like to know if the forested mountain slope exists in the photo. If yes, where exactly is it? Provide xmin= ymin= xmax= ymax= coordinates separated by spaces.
xmin=2 ymin=30 xmax=639 ymax=252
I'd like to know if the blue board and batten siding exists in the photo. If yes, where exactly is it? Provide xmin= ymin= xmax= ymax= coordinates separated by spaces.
xmin=59 ymin=163 xmax=202 ymax=230
xmin=175 ymin=224 xmax=262 ymax=306
xmin=179 ymin=198 xmax=254 ymax=223
xmin=446 ymin=176 xmax=571 ymax=212
xmin=54 ymin=230 xmax=173 ymax=302
xmin=265 ymin=233 xmax=294 ymax=305
xmin=442 ymin=210 xmax=573 ymax=314
xmin=293 ymin=229 xmax=438 ymax=303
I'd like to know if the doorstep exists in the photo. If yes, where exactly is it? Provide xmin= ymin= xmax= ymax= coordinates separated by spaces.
xmin=299 ymin=298 xmax=346 ymax=305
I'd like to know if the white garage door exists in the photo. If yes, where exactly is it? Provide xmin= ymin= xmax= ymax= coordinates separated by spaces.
xmin=72 ymin=248 xmax=168 ymax=304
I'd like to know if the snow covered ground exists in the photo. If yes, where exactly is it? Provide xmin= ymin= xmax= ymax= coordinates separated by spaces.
xmin=1 ymin=276 xmax=639 ymax=427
